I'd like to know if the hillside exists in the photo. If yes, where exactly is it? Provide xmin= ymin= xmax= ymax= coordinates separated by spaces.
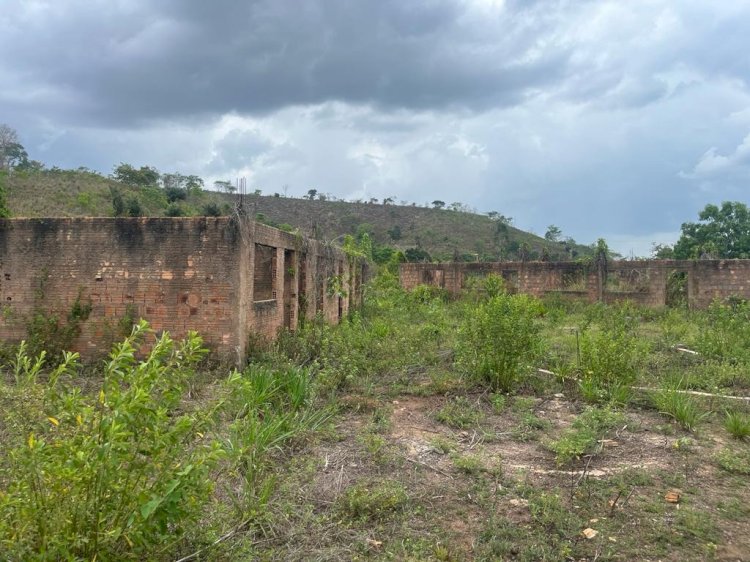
xmin=1 ymin=169 xmax=589 ymax=261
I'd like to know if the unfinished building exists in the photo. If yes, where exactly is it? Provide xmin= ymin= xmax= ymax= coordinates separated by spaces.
xmin=400 ymin=259 xmax=750 ymax=308
xmin=0 ymin=216 xmax=364 ymax=364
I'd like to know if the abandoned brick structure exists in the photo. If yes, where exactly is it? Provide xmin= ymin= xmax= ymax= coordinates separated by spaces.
xmin=0 ymin=217 xmax=363 ymax=364
xmin=400 ymin=259 xmax=750 ymax=308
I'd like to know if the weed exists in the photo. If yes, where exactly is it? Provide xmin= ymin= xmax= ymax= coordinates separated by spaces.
xmin=338 ymin=481 xmax=409 ymax=521
xmin=411 ymin=283 xmax=449 ymax=304
xmin=512 ymin=411 xmax=551 ymax=442
xmin=715 ymin=447 xmax=750 ymax=475
xmin=717 ymin=498 xmax=750 ymax=520
xmin=359 ymin=432 xmax=387 ymax=455
xmin=489 ymin=392 xmax=506 ymax=413
xmin=430 ymin=436 xmax=456 ymax=454
xmin=451 ymin=453 xmax=487 ymax=475
xmin=651 ymin=386 xmax=708 ymax=431
xmin=724 ymin=410 xmax=750 ymax=440
xmin=547 ymin=406 xmax=625 ymax=465
xmin=511 ymin=396 xmax=536 ymax=413
xmin=435 ymin=396 xmax=483 ymax=429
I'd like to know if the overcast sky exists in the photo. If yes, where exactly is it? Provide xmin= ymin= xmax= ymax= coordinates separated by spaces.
xmin=2 ymin=0 xmax=749 ymax=255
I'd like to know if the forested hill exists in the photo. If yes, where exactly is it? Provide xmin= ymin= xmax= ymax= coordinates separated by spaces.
xmin=1 ymin=168 xmax=589 ymax=261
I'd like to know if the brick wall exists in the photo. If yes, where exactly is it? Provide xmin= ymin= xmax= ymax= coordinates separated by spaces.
xmin=0 ymin=217 xmax=362 ymax=364
xmin=400 ymin=259 xmax=750 ymax=309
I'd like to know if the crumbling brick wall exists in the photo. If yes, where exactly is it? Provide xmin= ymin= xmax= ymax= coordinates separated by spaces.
xmin=399 ymin=259 xmax=750 ymax=309
xmin=0 ymin=217 xmax=362 ymax=364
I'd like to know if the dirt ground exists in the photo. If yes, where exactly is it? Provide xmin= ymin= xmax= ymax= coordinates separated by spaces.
xmin=244 ymin=390 xmax=750 ymax=561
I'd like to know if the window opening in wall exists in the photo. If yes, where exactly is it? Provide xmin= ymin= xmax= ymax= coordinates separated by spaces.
xmin=254 ymin=243 xmax=277 ymax=301
xmin=501 ymin=270 xmax=519 ymax=293
xmin=315 ymin=258 xmax=326 ymax=313
xmin=666 ymin=271 xmax=688 ymax=308
xmin=461 ymin=270 xmax=487 ymax=290
xmin=298 ymin=253 xmax=308 ymax=318
xmin=283 ymin=249 xmax=296 ymax=329
xmin=561 ymin=268 xmax=586 ymax=291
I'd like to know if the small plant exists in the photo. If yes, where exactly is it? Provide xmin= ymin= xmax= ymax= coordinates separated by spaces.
xmin=652 ymin=386 xmax=708 ymax=431
xmin=451 ymin=453 xmax=486 ymax=475
xmin=512 ymin=411 xmax=552 ymax=442
xmin=489 ymin=393 xmax=506 ymax=413
xmin=435 ymin=396 xmax=483 ymax=429
xmin=411 ymin=283 xmax=448 ymax=304
xmin=339 ymin=481 xmax=409 ymax=521
xmin=715 ymin=447 xmax=750 ymax=475
xmin=577 ymin=319 xmax=646 ymax=404
xmin=547 ymin=406 xmax=625 ymax=465
xmin=483 ymin=273 xmax=506 ymax=298
xmin=724 ymin=410 xmax=750 ymax=440
xmin=429 ymin=436 xmax=456 ymax=454
xmin=456 ymin=293 xmax=543 ymax=392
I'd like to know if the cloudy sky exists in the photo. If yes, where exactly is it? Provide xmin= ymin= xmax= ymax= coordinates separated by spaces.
xmin=2 ymin=0 xmax=750 ymax=255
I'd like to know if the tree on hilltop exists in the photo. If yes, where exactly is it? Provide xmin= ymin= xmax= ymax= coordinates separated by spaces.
xmin=0 ymin=124 xmax=29 ymax=171
xmin=113 ymin=163 xmax=160 ymax=187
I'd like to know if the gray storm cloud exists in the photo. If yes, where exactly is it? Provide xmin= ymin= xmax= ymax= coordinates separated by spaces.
xmin=1 ymin=0 xmax=749 ymax=256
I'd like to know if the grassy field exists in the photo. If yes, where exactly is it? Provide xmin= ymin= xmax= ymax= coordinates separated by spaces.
xmin=1 ymin=272 xmax=749 ymax=560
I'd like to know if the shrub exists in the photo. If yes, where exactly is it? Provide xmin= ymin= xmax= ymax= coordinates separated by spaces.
xmin=164 ymin=203 xmax=185 ymax=216
xmin=456 ymin=293 xmax=543 ymax=392
xmin=435 ymin=396 xmax=483 ymax=429
xmin=126 ymin=195 xmax=142 ymax=217
xmin=164 ymin=186 xmax=187 ymax=203
xmin=578 ymin=314 xmax=647 ymax=404
xmin=201 ymin=202 xmax=222 ymax=217
xmin=698 ymin=299 xmax=750 ymax=363
xmin=0 ymin=321 xmax=223 ymax=560
xmin=411 ymin=283 xmax=448 ymax=304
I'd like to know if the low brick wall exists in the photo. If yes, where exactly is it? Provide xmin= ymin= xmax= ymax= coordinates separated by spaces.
xmin=0 ymin=217 xmax=362 ymax=364
xmin=399 ymin=259 xmax=750 ymax=309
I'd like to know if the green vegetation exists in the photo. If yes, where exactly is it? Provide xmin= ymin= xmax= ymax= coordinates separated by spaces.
xmin=673 ymin=201 xmax=750 ymax=259
xmin=2 ymin=270 xmax=750 ymax=558
xmin=546 ymin=406 xmax=626 ymax=464
xmin=2 ymin=165 xmax=588 ymax=262
xmin=456 ymin=292 xmax=543 ymax=392
xmin=724 ymin=410 xmax=750 ymax=440
xmin=652 ymin=385 xmax=709 ymax=431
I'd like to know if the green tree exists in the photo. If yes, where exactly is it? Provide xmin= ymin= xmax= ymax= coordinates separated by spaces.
xmin=306 ymin=188 xmax=318 ymax=200
xmin=432 ymin=200 xmax=445 ymax=209
xmin=113 ymin=163 xmax=160 ymax=187
xmin=544 ymin=225 xmax=562 ymax=242
xmin=214 ymin=180 xmax=236 ymax=194
xmin=184 ymin=174 xmax=203 ymax=195
xmin=0 ymin=124 xmax=29 ymax=171
xmin=673 ymin=202 xmax=750 ymax=259
xmin=404 ymin=247 xmax=431 ymax=262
